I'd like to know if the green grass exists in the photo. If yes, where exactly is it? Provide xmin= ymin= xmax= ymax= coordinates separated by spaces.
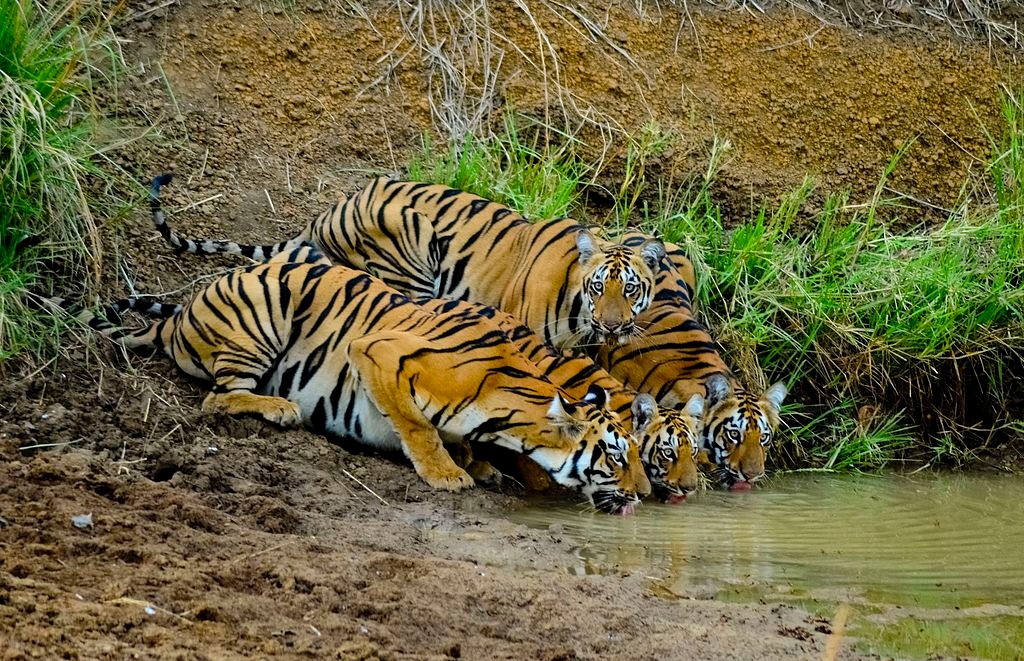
xmin=408 ymin=94 xmax=1024 ymax=470
xmin=783 ymin=402 xmax=917 ymax=471
xmin=855 ymin=615 xmax=1024 ymax=660
xmin=407 ymin=113 xmax=587 ymax=220
xmin=651 ymin=92 xmax=1024 ymax=467
xmin=0 ymin=0 xmax=124 ymax=360
xmin=722 ymin=583 xmax=1024 ymax=660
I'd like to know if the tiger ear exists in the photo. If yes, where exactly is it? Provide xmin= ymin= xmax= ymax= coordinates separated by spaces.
xmin=639 ymin=238 xmax=666 ymax=271
xmin=682 ymin=393 xmax=705 ymax=420
xmin=548 ymin=394 xmax=585 ymax=440
xmin=631 ymin=393 xmax=657 ymax=433
xmin=763 ymin=382 xmax=788 ymax=413
xmin=704 ymin=374 xmax=731 ymax=406
xmin=582 ymin=384 xmax=609 ymax=410
xmin=576 ymin=229 xmax=598 ymax=265
xmin=547 ymin=393 xmax=577 ymax=418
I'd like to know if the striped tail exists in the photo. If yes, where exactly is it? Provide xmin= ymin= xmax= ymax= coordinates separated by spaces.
xmin=40 ymin=295 xmax=176 ymax=353
xmin=106 ymin=296 xmax=183 ymax=320
xmin=150 ymin=173 xmax=310 ymax=261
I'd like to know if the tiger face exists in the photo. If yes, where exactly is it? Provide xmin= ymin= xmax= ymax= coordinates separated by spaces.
xmin=631 ymin=393 xmax=705 ymax=503
xmin=702 ymin=374 xmax=788 ymax=489
xmin=577 ymin=230 xmax=664 ymax=346
xmin=546 ymin=385 xmax=652 ymax=514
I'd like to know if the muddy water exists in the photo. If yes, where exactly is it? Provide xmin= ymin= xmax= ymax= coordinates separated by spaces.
xmin=512 ymin=473 xmax=1024 ymax=609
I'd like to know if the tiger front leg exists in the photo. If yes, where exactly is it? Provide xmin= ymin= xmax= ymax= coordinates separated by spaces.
xmin=204 ymin=351 xmax=299 ymax=427
xmin=349 ymin=333 xmax=474 ymax=492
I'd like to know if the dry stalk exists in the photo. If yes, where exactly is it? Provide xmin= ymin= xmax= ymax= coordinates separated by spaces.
xmin=392 ymin=0 xmax=631 ymax=160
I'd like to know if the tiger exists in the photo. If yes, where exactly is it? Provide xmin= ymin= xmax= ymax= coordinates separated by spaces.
xmin=149 ymin=174 xmax=666 ymax=350
xmin=416 ymin=298 xmax=706 ymax=503
xmin=596 ymin=232 xmax=789 ymax=490
xmin=45 ymin=244 xmax=651 ymax=514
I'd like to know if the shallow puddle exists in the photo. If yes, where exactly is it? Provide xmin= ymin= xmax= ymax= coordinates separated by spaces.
xmin=511 ymin=473 xmax=1024 ymax=610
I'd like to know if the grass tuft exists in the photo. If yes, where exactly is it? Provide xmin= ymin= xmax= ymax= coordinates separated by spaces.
xmin=855 ymin=615 xmax=1024 ymax=660
xmin=0 ymin=0 xmax=125 ymax=360
xmin=407 ymin=113 xmax=587 ymax=220
xmin=650 ymin=90 xmax=1024 ymax=467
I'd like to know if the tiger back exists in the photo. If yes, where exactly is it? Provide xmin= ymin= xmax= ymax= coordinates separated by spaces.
xmin=150 ymin=175 xmax=665 ymax=350
xmin=49 ymin=245 xmax=651 ymax=513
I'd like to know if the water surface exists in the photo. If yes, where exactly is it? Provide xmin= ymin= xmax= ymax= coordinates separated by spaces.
xmin=511 ymin=473 xmax=1024 ymax=609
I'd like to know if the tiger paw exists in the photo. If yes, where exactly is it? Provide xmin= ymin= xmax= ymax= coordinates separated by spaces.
xmin=420 ymin=466 xmax=475 ymax=492
xmin=466 ymin=460 xmax=503 ymax=488
xmin=261 ymin=400 xmax=302 ymax=427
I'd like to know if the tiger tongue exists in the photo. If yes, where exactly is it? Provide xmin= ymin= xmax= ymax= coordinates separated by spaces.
xmin=729 ymin=481 xmax=753 ymax=492
xmin=618 ymin=503 xmax=636 ymax=516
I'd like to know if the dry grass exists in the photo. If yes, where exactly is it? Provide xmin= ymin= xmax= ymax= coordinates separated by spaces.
xmin=697 ymin=0 xmax=1023 ymax=51
xmin=1 ymin=0 xmax=132 ymax=360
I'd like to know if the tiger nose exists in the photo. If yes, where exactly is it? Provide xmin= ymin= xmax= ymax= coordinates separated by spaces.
xmin=598 ymin=319 xmax=624 ymax=332
xmin=735 ymin=464 xmax=764 ymax=482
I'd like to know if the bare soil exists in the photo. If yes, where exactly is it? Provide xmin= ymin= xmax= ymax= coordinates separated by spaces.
xmin=4 ymin=0 xmax=1021 ymax=657
xmin=1 ymin=361 xmax=844 ymax=659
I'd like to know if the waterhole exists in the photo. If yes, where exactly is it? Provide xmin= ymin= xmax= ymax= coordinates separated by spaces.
xmin=511 ymin=473 xmax=1024 ymax=610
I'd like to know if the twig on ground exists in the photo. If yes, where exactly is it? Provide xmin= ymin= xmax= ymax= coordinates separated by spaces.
xmin=341 ymin=467 xmax=392 ymax=506
xmin=105 ymin=597 xmax=194 ymax=625
xmin=229 ymin=540 xmax=297 ymax=564
xmin=18 ymin=438 xmax=86 ymax=451
xmin=170 ymin=193 xmax=223 ymax=215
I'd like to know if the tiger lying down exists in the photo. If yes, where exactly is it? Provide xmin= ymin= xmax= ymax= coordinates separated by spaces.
xmin=151 ymin=174 xmax=666 ymax=351
xmin=48 ymin=244 xmax=669 ymax=514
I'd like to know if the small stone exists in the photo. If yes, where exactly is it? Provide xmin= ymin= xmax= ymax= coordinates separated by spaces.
xmin=71 ymin=513 xmax=93 ymax=529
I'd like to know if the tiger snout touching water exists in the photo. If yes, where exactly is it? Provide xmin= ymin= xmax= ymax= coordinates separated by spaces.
xmin=44 ymin=246 xmax=651 ymax=514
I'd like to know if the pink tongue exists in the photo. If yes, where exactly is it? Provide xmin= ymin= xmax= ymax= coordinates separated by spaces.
xmin=667 ymin=494 xmax=687 ymax=505
xmin=729 ymin=481 xmax=752 ymax=492
xmin=618 ymin=503 xmax=635 ymax=516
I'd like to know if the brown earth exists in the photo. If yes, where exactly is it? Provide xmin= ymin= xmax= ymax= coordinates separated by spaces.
xmin=4 ymin=0 xmax=1023 ymax=657
xmin=1 ymin=361 xmax=844 ymax=659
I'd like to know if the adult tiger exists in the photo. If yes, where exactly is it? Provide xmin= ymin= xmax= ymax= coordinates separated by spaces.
xmin=150 ymin=174 xmax=665 ymax=350
xmin=45 ymin=245 xmax=651 ymax=514
xmin=597 ymin=233 xmax=788 ymax=490
xmin=417 ymin=298 xmax=706 ymax=503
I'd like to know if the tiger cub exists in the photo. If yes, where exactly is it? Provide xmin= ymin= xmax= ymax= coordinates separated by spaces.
xmin=149 ymin=174 xmax=665 ymax=350
xmin=48 ymin=246 xmax=650 ymax=514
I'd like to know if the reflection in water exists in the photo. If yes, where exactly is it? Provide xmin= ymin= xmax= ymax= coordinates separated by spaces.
xmin=511 ymin=473 xmax=1024 ymax=607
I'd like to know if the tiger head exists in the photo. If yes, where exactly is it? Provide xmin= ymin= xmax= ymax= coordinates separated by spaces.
xmin=702 ymin=374 xmax=788 ymax=490
xmin=576 ymin=230 xmax=665 ymax=346
xmin=630 ymin=393 xmax=705 ymax=503
xmin=544 ymin=384 xmax=652 ymax=514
